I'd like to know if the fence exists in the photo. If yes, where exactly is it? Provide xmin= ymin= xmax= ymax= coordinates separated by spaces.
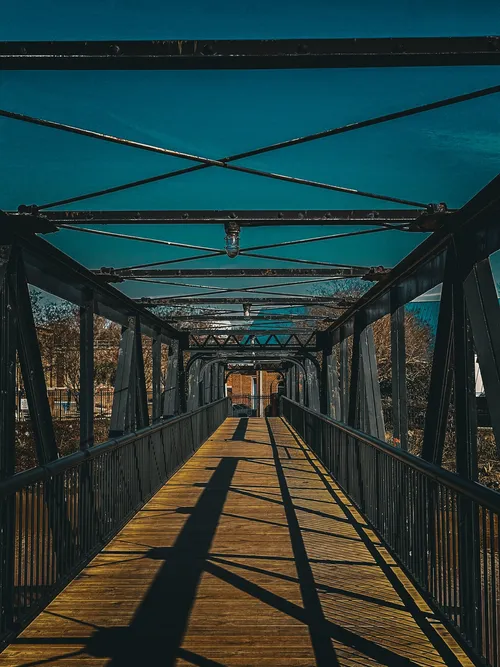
xmin=281 ymin=396 xmax=500 ymax=667
xmin=15 ymin=389 xmax=166 ymax=421
xmin=0 ymin=398 xmax=229 ymax=648
xmin=229 ymin=394 xmax=277 ymax=418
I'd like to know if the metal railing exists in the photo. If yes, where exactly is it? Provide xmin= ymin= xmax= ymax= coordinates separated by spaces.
xmin=281 ymin=396 xmax=500 ymax=667
xmin=229 ymin=394 xmax=277 ymax=417
xmin=15 ymin=389 xmax=156 ymax=421
xmin=0 ymin=398 xmax=229 ymax=648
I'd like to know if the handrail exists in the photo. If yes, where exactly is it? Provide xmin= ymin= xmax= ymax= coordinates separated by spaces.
xmin=281 ymin=397 xmax=500 ymax=513
xmin=0 ymin=398 xmax=229 ymax=497
xmin=0 ymin=397 xmax=229 ymax=647
xmin=281 ymin=396 xmax=500 ymax=667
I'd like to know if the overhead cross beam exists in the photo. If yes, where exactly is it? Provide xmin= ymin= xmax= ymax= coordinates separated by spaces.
xmin=168 ymin=314 xmax=333 ymax=321
xmin=95 ymin=267 xmax=372 ymax=280
xmin=36 ymin=209 xmax=422 ymax=226
xmin=1 ymin=37 xmax=500 ymax=69
xmin=140 ymin=296 xmax=350 ymax=305
xmin=15 ymin=81 xmax=498 ymax=212
xmin=190 ymin=329 xmax=316 ymax=335
xmin=188 ymin=331 xmax=317 ymax=351
xmin=1 ymin=107 xmax=428 ymax=209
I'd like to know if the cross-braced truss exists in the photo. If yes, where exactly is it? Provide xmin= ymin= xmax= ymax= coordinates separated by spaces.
xmin=1 ymin=34 xmax=500 ymax=667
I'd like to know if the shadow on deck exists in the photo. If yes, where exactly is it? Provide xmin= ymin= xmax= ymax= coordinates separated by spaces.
xmin=0 ymin=418 xmax=474 ymax=667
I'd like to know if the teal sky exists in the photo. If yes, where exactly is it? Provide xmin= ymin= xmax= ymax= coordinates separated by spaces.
xmin=1 ymin=1 xmax=499 ymax=302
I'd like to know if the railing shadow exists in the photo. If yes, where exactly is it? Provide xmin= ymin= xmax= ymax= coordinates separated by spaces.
xmin=84 ymin=456 xmax=238 ymax=665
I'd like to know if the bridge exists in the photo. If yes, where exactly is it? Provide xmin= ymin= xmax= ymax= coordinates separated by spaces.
xmin=0 ymin=35 xmax=499 ymax=667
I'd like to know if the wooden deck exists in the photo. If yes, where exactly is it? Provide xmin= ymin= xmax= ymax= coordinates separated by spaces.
xmin=0 ymin=417 xmax=474 ymax=666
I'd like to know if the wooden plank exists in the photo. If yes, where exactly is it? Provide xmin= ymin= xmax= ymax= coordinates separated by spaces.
xmin=0 ymin=418 xmax=474 ymax=666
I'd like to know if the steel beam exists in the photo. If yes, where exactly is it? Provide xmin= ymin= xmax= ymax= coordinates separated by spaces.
xmin=0 ymin=246 xmax=16 ymax=477
xmin=218 ymin=363 xmax=225 ymax=399
xmin=166 ymin=315 xmax=333 ymax=321
xmin=452 ymin=245 xmax=478 ymax=481
xmin=327 ymin=175 xmax=500 ymax=343
xmin=2 ymin=38 xmax=499 ymax=69
xmin=187 ymin=358 xmax=202 ymax=411
xmin=348 ymin=315 xmax=363 ymax=427
xmin=421 ymin=257 xmax=454 ymax=465
xmin=9 ymin=231 xmax=179 ymax=339
xmin=79 ymin=293 xmax=94 ymax=449
xmin=141 ymin=297 xmax=348 ymax=305
xmin=152 ymin=333 xmax=162 ymax=423
xmin=163 ymin=341 xmax=179 ymax=417
xmin=177 ymin=344 xmax=187 ymax=413
xmin=187 ymin=329 xmax=316 ymax=336
xmin=339 ymin=336 xmax=349 ymax=421
xmin=360 ymin=325 xmax=385 ymax=440
xmin=452 ymin=246 xmax=482 ymax=651
xmin=109 ymin=321 xmax=135 ymax=437
xmin=14 ymin=252 xmax=59 ymax=464
xmin=97 ymin=267 xmax=368 ymax=280
xmin=188 ymin=332 xmax=316 ymax=351
xmin=390 ymin=294 xmax=408 ymax=449
xmin=320 ymin=346 xmax=340 ymax=418
xmin=0 ymin=247 xmax=15 ymax=630
xmin=40 ymin=209 xmax=420 ymax=226
xmin=304 ymin=358 xmax=321 ymax=411
xmin=464 ymin=258 xmax=500 ymax=456
xmin=134 ymin=316 xmax=149 ymax=429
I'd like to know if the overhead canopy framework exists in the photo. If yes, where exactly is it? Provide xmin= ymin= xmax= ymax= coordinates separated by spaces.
xmin=1 ymin=27 xmax=500 ymax=667
xmin=1 ymin=35 xmax=499 ymax=345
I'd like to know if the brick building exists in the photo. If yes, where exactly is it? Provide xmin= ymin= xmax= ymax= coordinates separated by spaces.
xmin=226 ymin=370 xmax=283 ymax=417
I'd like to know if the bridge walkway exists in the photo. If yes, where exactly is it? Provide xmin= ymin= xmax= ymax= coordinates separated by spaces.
xmin=0 ymin=417 xmax=473 ymax=666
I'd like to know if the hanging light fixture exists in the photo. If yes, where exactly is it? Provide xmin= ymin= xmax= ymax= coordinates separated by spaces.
xmin=243 ymin=303 xmax=251 ymax=317
xmin=224 ymin=222 xmax=240 ymax=258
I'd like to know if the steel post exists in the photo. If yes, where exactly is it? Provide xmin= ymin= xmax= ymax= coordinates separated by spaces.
xmin=390 ymin=294 xmax=408 ymax=449
xmin=79 ymin=293 xmax=94 ymax=449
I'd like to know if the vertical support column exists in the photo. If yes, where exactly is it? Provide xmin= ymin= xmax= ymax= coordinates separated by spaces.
xmin=305 ymin=357 xmax=320 ymax=412
xmin=320 ymin=347 xmax=330 ymax=416
xmin=78 ymin=292 xmax=94 ymax=557
xmin=339 ymin=336 xmax=349 ymax=421
xmin=0 ymin=246 xmax=16 ymax=477
xmin=452 ymin=239 xmax=481 ymax=651
xmin=391 ymin=293 xmax=408 ymax=449
xmin=464 ymin=257 xmax=500 ymax=456
xmin=109 ymin=319 xmax=135 ymax=438
xmin=203 ymin=363 xmax=211 ymax=406
xmin=14 ymin=250 xmax=58 ymax=463
xmin=454 ymin=277 xmax=478 ymax=478
xmin=360 ymin=326 xmax=385 ymax=440
xmin=210 ymin=363 xmax=217 ymax=402
xmin=187 ymin=358 xmax=202 ymax=412
xmin=287 ymin=364 xmax=297 ymax=401
xmin=13 ymin=249 xmax=72 ymax=570
xmin=134 ymin=317 xmax=149 ymax=430
xmin=422 ymin=253 xmax=454 ymax=465
xmin=321 ymin=347 xmax=340 ymax=419
xmin=219 ymin=363 xmax=225 ymax=398
xmin=79 ymin=292 xmax=94 ymax=449
xmin=330 ymin=348 xmax=341 ymax=419
xmin=163 ymin=340 xmax=179 ymax=418
xmin=178 ymin=342 xmax=187 ymax=414
xmin=297 ymin=365 xmax=304 ymax=404
xmin=0 ymin=246 xmax=16 ymax=632
xmin=152 ymin=332 xmax=162 ymax=424
xmin=348 ymin=314 xmax=363 ymax=428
